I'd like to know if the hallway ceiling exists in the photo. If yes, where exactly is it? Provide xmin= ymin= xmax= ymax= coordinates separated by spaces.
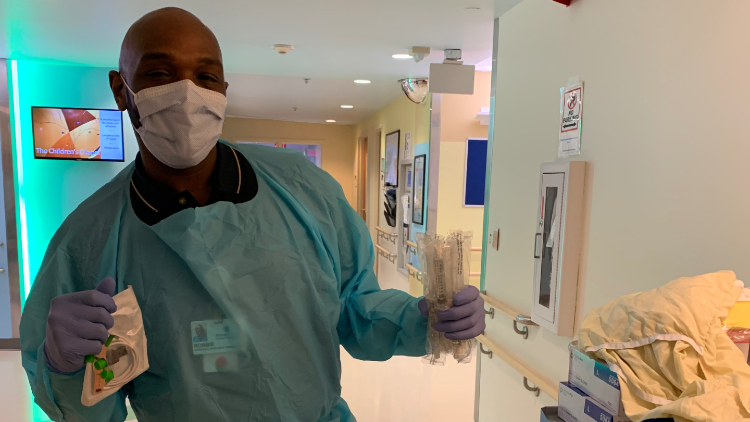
xmin=0 ymin=0 xmax=521 ymax=125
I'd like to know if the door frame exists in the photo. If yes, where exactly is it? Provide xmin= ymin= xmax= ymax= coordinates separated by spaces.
xmin=356 ymin=136 xmax=368 ymax=222
xmin=475 ymin=17 xmax=500 ymax=422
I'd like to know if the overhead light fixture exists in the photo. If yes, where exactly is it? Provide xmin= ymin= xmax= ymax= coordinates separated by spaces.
xmin=392 ymin=54 xmax=413 ymax=59
xmin=399 ymin=78 xmax=429 ymax=104
xmin=341 ymin=105 xmax=354 ymax=109
xmin=272 ymin=44 xmax=294 ymax=55
xmin=326 ymin=120 xmax=336 ymax=123
xmin=354 ymin=80 xmax=371 ymax=84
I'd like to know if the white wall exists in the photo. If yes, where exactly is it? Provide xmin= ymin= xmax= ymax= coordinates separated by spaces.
xmin=479 ymin=1 xmax=750 ymax=420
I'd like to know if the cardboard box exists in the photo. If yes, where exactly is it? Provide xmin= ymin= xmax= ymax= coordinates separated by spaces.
xmin=569 ymin=342 xmax=625 ymax=415
xmin=541 ymin=407 xmax=564 ymax=422
xmin=559 ymin=382 xmax=631 ymax=422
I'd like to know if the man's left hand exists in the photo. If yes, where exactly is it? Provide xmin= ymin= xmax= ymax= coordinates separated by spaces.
xmin=418 ymin=286 xmax=486 ymax=340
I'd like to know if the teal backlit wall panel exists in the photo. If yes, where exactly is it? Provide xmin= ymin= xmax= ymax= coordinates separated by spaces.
xmin=8 ymin=60 xmax=138 ymax=306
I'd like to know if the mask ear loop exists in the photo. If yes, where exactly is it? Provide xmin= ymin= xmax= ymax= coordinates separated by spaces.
xmin=120 ymin=74 xmax=142 ymax=131
xmin=120 ymin=74 xmax=137 ymax=96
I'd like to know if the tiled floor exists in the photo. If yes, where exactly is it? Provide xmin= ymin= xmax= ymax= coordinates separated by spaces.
xmin=340 ymin=258 xmax=477 ymax=422
xmin=1 ymin=258 xmax=476 ymax=421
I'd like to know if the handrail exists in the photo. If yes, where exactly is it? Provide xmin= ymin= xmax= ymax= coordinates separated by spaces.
xmin=477 ymin=333 xmax=558 ymax=401
xmin=376 ymin=226 xmax=397 ymax=244
xmin=480 ymin=291 xmax=537 ymax=339
xmin=406 ymin=240 xmax=418 ymax=255
xmin=407 ymin=243 xmax=479 ymax=253
xmin=480 ymin=292 xmax=523 ymax=321
xmin=375 ymin=226 xmax=393 ymax=235
xmin=374 ymin=244 xmax=396 ymax=263
xmin=406 ymin=264 xmax=422 ymax=281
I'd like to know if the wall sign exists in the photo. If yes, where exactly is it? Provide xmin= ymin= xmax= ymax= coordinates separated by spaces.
xmin=404 ymin=132 xmax=412 ymax=160
xmin=412 ymin=154 xmax=426 ymax=225
xmin=559 ymin=79 xmax=584 ymax=158
xmin=384 ymin=130 xmax=400 ymax=187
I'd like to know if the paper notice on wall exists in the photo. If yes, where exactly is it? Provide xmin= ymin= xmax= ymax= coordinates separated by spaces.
xmin=559 ymin=78 xmax=584 ymax=158
xmin=404 ymin=132 xmax=412 ymax=160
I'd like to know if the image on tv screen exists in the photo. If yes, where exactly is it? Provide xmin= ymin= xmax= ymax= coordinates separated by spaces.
xmin=31 ymin=107 xmax=125 ymax=161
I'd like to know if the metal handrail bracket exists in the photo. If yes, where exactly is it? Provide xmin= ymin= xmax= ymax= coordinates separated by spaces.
xmin=477 ymin=333 xmax=558 ymax=401
xmin=376 ymin=226 xmax=397 ymax=244
xmin=405 ymin=264 xmax=422 ymax=281
xmin=480 ymin=291 xmax=538 ymax=338
xmin=374 ymin=244 xmax=397 ymax=263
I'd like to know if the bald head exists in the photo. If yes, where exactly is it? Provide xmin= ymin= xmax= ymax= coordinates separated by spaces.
xmin=118 ymin=8 xmax=222 ymax=75
xmin=111 ymin=7 xmax=227 ymax=98
xmin=109 ymin=7 xmax=228 ymax=122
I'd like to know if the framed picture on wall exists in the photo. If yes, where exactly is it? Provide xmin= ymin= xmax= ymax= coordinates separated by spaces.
xmin=412 ymin=154 xmax=426 ymax=225
xmin=384 ymin=130 xmax=400 ymax=187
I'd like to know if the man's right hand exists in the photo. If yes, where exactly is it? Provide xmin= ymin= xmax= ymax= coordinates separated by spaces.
xmin=44 ymin=277 xmax=117 ymax=374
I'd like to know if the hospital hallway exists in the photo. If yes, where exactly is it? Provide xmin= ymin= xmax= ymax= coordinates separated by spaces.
xmin=6 ymin=1 xmax=750 ymax=422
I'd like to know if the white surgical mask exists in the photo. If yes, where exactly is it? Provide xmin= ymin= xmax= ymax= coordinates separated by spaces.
xmin=122 ymin=77 xmax=227 ymax=169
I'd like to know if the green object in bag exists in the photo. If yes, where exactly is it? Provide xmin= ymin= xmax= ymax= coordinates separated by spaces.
xmin=94 ymin=358 xmax=108 ymax=371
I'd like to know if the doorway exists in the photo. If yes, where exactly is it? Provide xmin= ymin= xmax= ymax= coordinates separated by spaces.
xmin=356 ymin=136 xmax=368 ymax=222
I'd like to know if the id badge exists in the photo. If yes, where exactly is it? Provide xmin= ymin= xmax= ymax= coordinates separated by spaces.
xmin=191 ymin=320 xmax=239 ymax=355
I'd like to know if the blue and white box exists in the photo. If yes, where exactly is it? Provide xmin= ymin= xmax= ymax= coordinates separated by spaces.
xmin=559 ymin=382 xmax=631 ymax=422
xmin=569 ymin=342 xmax=625 ymax=415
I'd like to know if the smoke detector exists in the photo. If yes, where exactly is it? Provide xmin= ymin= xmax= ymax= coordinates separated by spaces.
xmin=273 ymin=44 xmax=294 ymax=55
xmin=409 ymin=46 xmax=431 ymax=63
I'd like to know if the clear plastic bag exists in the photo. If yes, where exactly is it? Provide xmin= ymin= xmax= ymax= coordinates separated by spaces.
xmin=81 ymin=286 xmax=149 ymax=406
xmin=724 ymin=327 xmax=750 ymax=364
xmin=723 ymin=285 xmax=750 ymax=365
xmin=416 ymin=230 xmax=477 ymax=365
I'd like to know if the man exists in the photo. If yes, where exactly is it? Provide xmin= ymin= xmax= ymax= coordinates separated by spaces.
xmin=20 ymin=8 xmax=485 ymax=422
xmin=192 ymin=324 xmax=208 ymax=343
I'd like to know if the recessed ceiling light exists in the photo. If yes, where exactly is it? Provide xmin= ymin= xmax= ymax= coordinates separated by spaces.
xmin=326 ymin=120 xmax=336 ymax=123
xmin=354 ymin=80 xmax=371 ymax=84
xmin=392 ymin=54 xmax=413 ymax=59
xmin=341 ymin=105 xmax=354 ymax=109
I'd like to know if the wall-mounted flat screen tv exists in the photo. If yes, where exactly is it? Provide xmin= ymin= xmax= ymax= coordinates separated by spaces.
xmin=31 ymin=107 xmax=125 ymax=161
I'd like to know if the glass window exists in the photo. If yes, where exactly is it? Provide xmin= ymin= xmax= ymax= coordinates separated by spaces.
xmin=238 ymin=142 xmax=277 ymax=148
xmin=282 ymin=144 xmax=322 ymax=168
xmin=539 ymin=186 xmax=558 ymax=308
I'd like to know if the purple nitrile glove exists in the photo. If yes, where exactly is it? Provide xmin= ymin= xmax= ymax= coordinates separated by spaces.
xmin=44 ymin=277 xmax=117 ymax=374
xmin=419 ymin=286 xmax=486 ymax=341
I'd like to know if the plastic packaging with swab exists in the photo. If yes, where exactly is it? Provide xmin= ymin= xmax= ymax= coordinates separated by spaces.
xmin=81 ymin=286 xmax=149 ymax=407
xmin=416 ymin=230 xmax=476 ymax=365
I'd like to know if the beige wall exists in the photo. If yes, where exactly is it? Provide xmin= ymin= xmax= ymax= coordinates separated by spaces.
xmin=440 ymin=71 xmax=492 ymax=144
xmin=355 ymin=95 xmax=431 ymax=296
xmin=354 ymin=96 xmax=429 ymax=224
xmin=436 ymin=72 xmax=491 ymax=285
xmin=479 ymin=1 xmax=750 ymax=420
xmin=221 ymin=117 xmax=357 ymax=206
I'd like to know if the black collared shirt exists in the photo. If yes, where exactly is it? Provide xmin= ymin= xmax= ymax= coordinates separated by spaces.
xmin=130 ymin=143 xmax=258 ymax=226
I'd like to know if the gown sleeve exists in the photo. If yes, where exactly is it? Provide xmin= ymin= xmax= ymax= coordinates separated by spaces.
xmin=19 ymin=245 xmax=129 ymax=422
xmin=331 ymin=180 xmax=428 ymax=361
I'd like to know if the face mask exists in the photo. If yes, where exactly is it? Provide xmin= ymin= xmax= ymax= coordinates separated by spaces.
xmin=122 ymin=78 xmax=227 ymax=169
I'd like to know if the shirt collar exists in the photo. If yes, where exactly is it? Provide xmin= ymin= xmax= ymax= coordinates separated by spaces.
xmin=131 ymin=142 xmax=243 ymax=214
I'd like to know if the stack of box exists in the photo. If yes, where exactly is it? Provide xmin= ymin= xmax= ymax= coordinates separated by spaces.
xmin=557 ymin=342 xmax=630 ymax=422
